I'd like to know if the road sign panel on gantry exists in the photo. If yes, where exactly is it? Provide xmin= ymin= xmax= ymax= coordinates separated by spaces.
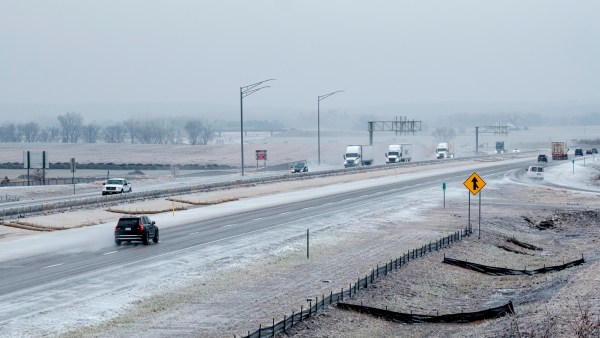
xmin=463 ymin=172 xmax=486 ymax=195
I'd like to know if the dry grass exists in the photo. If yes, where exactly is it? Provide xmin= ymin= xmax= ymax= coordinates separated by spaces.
xmin=106 ymin=205 xmax=187 ymax=214
xmin=165 ymin=196 xmax=239 ymax=205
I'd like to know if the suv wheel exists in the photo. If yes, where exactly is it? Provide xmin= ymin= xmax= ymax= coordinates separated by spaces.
xmin=115 ymin=239 xmax=121 ymax=246
xmin=153 ymin=228 xmax=159 ymax=243
xmin=142 ymin=232 xmax=149 ymax=245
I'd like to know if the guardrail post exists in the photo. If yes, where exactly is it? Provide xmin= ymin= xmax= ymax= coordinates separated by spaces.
xmin=272 ymin=318 xmax=275 ymax=337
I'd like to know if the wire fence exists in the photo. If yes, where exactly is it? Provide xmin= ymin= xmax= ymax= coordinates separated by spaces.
xmin=240 ymin=226 xmax=472 ymax=338
xmin=0 ymin=194 xmax=20 ymax=203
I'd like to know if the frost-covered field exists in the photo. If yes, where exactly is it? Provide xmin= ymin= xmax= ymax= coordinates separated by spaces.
xmin=1 ymin=128 xmax=600 ymax=337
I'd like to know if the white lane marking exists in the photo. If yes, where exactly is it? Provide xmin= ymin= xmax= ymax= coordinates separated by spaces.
xmin=188 ymin=232 xmax=199 ymax=236
xmin=103 ymin=251 xmax=117 ymax=255
xmin=41 ymin=263 xmax=63 ymax=269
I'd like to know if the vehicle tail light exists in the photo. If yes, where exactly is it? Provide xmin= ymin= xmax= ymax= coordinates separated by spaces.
xmin=139 ymin=219 xmax=144 ymax=231
xmin=114 ymin=225 xmax=117 ymax=232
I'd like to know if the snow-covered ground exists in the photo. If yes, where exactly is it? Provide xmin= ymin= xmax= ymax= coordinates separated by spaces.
xmin=0 ymin=143 xmax=599 ymax=336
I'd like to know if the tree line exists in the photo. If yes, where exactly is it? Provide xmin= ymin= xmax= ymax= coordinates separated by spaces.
xmin=0 ymin=112 xmax=217 ymax=145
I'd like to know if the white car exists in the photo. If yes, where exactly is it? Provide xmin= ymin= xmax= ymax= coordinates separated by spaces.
xmin=102 ymin=178 xmax=132 ymax=195
xmin=527 ymin=166 xmax=544 ymax=179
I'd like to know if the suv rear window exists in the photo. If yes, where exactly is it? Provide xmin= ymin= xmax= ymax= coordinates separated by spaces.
xmin=117 ymin=218 xmax=140 ymax=227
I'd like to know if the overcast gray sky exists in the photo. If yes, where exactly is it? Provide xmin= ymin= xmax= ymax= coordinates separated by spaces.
xmin=1 ymin=1 xmax=599 ymax=121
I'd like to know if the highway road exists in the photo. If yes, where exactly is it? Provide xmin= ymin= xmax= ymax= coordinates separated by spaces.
xmin=0 ymin=158 xmax=532 ymax=330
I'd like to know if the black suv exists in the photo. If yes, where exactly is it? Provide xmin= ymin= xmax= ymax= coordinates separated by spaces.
xmin=575 ymin=149 xmax=584 ymax=156
xmin=114 ymin=215 xmax=159 ymax=245
xmin=537 ymin=154 xmax=548 ymax=162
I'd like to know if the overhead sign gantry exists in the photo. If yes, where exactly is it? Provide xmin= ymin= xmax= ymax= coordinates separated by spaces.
xmin=367 ymin=116 xmax=422 ymax=145
xmin=475 ymin=124 xmax=510 ymax=154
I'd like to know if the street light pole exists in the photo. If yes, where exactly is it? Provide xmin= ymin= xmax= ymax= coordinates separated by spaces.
xmin=240 ymin=79 xmax=275 ymax=176
xmin=318 ymin=90 xmax=344 ymax=165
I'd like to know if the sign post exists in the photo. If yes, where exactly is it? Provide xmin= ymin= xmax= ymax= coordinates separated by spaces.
xmin=463 ymin=172 xmax=486 ymax=239
xmin=442 ymin=183 xmax=446 ymax=208
xmin=71 ymin=157 xmax=76 ymax=194
xmin=255 ymin=150 xmax=267 ymax=172
xmin=23 ymin=150 xmax=48 ymax=186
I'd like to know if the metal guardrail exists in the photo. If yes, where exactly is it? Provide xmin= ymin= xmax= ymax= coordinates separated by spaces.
xmin=0 ymin=153 xmax=529 ymax=219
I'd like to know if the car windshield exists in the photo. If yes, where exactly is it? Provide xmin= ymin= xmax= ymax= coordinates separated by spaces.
xmin=293 ymin=163 xmax=304 ymax=169
xmin=107 ymin=179 xmax=124 ymax=185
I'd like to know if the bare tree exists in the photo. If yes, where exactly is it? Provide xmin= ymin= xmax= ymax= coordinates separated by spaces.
xmin=48 ymin=127 xmax=61 ymax=143
xmin=104 ymin=125 xmax=126 ymax=143
xmin=19 ymin=122 xmax=39 ymax=142
xmin=184 ymin=120 xmax=203 ymax=145
xmin=200 ymin=123 xmax=215 ymax=145
xmin=82 ymin=123 xmax=101 ymax=143
xmin=137 ymin=119 xmax=169 ymax=144
xmin=0 ymin=123 xmax=19 ymax=142
xmin=124 ymin=119 xmax=138 ymax=144
xmin=37 ymin=128 xmax=49 ymax=142
xmin=164 ymin=118 xmax=180 ymax=144
xmin=432 ymin=127 xmax=456 ymax=141
xmin=57 ymin=112 xmax=84 ymax=143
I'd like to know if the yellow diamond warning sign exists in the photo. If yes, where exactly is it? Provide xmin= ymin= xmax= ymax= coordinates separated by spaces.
xmin=463 ymin=172 xmax=486 ymax=195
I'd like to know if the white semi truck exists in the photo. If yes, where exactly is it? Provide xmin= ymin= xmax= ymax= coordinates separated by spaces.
xmin=436 ymin=142 xmax=454 ymax=159
xmin=385 ymin=144 xmax=412 ymax=163
xmin=343 ymin=145 xmax=374 ymax=167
